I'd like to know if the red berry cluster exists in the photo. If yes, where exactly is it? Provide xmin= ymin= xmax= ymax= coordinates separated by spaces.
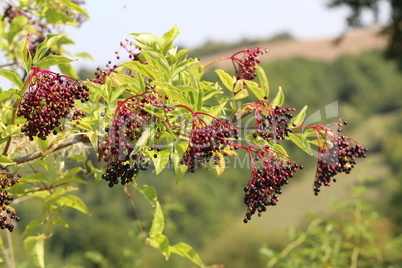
xmin=100 ymin=91 xmax=167 ymax=186
xmin=180 ymin=116 xmax=239 ymax=173
xmin=254 ymin=101 xmax=295 ymax=141
xmin=313 ymin=122 xmax=367 ymax=195
xmin=242 ymin=146 xmax=303 ymax=223
xmin=231 ymin=47 xmax=268 ymax=80
xmin=17 ymin=68 xmax=89 ymax=140
xmin=0 ymin=172 xmax=21 ymax=232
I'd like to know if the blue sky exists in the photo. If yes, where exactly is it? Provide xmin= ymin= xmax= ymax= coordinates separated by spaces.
xmin=67 ymin=0 xmax=390 ymax=68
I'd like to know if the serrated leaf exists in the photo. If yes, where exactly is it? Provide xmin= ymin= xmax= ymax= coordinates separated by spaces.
xmin=215 ymin=69 xmax=235 ymax=91
xmin=33 ymin=34 xmax=65 ymax=63
xmin=35 ymin=55 xmax=76 ymax=69
xmin=256 ymin=65 xmax=269 ymax=98
xmin=245 ymin=80 xmax=264 ymax=99
xmin=22 ymin=220 xmax=42 ymax=238
xmin=0 ymin=69 xmax=23 ymax=89
xmin=0 ymin=155 xmax=15 ymax=165
xmin=160 ymin=25 xmax=180 ymax=55
xmin=287 ymin=133 xmax=313 ymax=155
xmin=170 ymin=242 xmax=204 ymax=267
xmin=291 ymin=105 xmax=308 ymax=127
xmin=204 ymin=101 xmax=227 ymax=118
xmin=146 ymin=234 xmax=170 ymax=260
xmin=149 ymin=201 xmax=164 ymax=237
xmin=24 ymin=235 xmax=45 ymax=268
xmin=109 ymin=86 xmax=128 ymax=103
xmin=172 ymin=58 xmax=198 ymax=79
xmin=271 ymin=86 xmax=285 ymax=107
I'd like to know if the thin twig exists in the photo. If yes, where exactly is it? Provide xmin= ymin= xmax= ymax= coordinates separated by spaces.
xmin=123 ymin=185 xmax=144 ymax=235
xmin=0 ymin=134 xmax=90 ymax=169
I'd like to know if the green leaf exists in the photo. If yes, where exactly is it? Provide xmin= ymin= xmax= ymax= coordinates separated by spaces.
xmin=56 ymin=195 xmax=90 ymax=215
xmin=0 ymin=155 xmax=15 ymax=165
xmin=291 ymin=105 xmax=308 ymax=127
xmin=149 ymin=149 xmax=170 ymax=175
xmin=35 ymin=136 xmax=51 ymax=153
xmin=58 ymin=63 xmax=79 ymax=79
xmin=172 ymin=58 xmax=198 ymax=79
xmin=173 ymin=141 xmax=189 ymax=184
xmin=33 ymin=34 xmax=65 ymax=63
xmin=256 ymin=65 xmax=269 ymax=98
xmin=19 ymin=36 xmax=32 ymax=73
xmin=271 ymin=86 xmax=285 ymax=107
xmin=287 ymin=133 xmax=313 ymax=155
xmin=131 ymin=33 xmax=160 ymax=52
xmin=234 ymin=83 xmax=249 ymax=100
xmin=269 ymin=142 xmax=289 ymax=158
xmin=0 ymin=69 xmax=23 ymax=89
xmin=24 ymin=235 xmax=45 ymax=268
xmin=50 ymin=217 xmax=69 ymax=228
xmin=245 ymin=80 xmax=264 ymax=100
xmin=142 ymin=50 xmax=171 ymax=80
xmin=170 ymin=242 xmax=204 ymax=267
xmin=35 ymin=55 xmax=76 ymax=69
xmin=22 ymin=220 xmax=42 ymax=238
xmin=149 ymin=201 xmax=164 ymax=236
xmin=109 ymin=85 xmax=127 ymax=103
xmin=146 ymin=234 xmax=170 ymax=260
xmin=215 ymin=69 xmax=235 ymax=91
xmin=137 ymin=184 xmax=157 ymax=206
xmin=160 ymin=25 xmax=180 ymax=55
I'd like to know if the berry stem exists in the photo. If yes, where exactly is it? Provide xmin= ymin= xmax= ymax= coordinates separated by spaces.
xmin=202 ymin=56 xmax=232 ymax=69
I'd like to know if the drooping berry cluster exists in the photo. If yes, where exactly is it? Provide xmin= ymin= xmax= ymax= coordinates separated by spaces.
xmin=231 ymin=47 xmax=268 ymax=80
xmin=254 ymin=101 xmax=295 ymax=141
xmin=17 ymin=68 xmax=89 ymax=140
xmin=180 ymin=116 xmax=239 ymax=173
xmin=100 ymin=91 xmax=167 ymax=186
xmin=0 ymin=172 xmax=21 ymax=232
xmin=242 ymin=146 xmax=303 ymax=223
xmin=313 ymin=122 xmax=367 ymax=195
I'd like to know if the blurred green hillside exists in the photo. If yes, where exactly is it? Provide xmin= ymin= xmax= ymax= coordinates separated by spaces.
xmin=7 ymin=39 xmax=402 ymax=267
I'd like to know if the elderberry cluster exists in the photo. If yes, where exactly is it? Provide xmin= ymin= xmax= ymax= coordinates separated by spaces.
xmin=101 ymin=152 xmax=150 ymax=187
xmin=313 ymin=123 xmax=367 ymax=195
xmin=17 ymin=68 xmax=89 ymax=140
xmin=100 ymin=91 xmax=166 ymax=186
xmin=0 ymin=173 xmax=21 ymax=232
xmin=243 ymin=150 xmax=302 ymax=223
xmin=181 ymin=119 xmax=239 ymax=173
xmin=254 ymin=102 xmax=295 ymax=141
xmin=231 ymin=47 xmax=268 ymax=80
